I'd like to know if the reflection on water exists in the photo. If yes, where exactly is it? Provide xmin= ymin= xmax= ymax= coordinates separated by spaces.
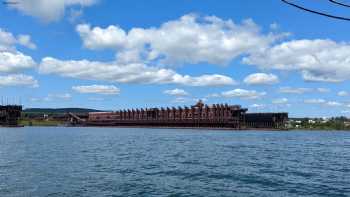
xmin=0 ymin=127 xmax=349 ymax=196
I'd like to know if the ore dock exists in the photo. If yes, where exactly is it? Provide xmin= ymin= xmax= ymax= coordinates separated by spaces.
xmin=68 ymin=101 xmax=288 ymax=130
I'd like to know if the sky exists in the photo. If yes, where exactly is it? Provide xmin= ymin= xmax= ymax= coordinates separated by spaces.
xmin=1 ymin=0 xmax=350 ymax=117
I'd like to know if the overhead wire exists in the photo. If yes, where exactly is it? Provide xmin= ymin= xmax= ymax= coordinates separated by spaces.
xmin=329 ymin=0 xmax=350 ymax=8
xmin=281 ymin=0 xmax=350 ymax=21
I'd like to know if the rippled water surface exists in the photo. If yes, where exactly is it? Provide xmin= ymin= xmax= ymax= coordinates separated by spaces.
xmin=0 ymin=127 xmax=349 ymax=196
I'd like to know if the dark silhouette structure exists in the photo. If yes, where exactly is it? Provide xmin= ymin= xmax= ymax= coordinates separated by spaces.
xmin=0 ymin=105 xmax=22 ymax=127
xmin=69 ymin=101 xmax=288 ymax=130
xmin=245 ymin=113 xmax=288 ymax=129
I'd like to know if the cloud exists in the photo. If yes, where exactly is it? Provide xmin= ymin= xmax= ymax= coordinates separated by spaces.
xmin=17 ymin=35 xmax=37 ymax=49
xmin=31 ymin=93 xmax=72 ymax=102
xmin=317 ymin=88 xmax=330 ymax=93
xmin=163 ymin=88 xmax=189 ymax=97
xmin=68 ymin=8 xmax=84 ymax=23
xmin=243 ymin=73 xmax=279 ymax=85
xmin=243 ymin=39 xmax=350 ymax=82
xmin=338 ymin=91 xmax=348 ymax=97
xmin=75 ymin=15 xmax=350 ymax=83
xmin=76 ymin=14 xmax=284 ymax=65
xmin=72 ymin=85 xmax=120 ymax=95
xmin=269 ymin=22 xmax=279 ymax=30
xmin=43 ymin=93 xmax=72 ymax=101
xmin=279 ymin=87 xmax=312 ymax=94
xmin=205 ymin=93 xmax=221 ymax=98
xmin=304 ymin=99 xmax=343 ymax=107
xmin=171 ymin=97 xmax=189 ymax=103
xmin=7 ymin=0 xmax=98 ymax=22
xmin=39 ymin=57 xmax=236 ymax=87
xmin=0 ymin=28 xmax=37 ymax=51
xmin=325 ymin=101 xmax=343 ymax=107
xmin=0 ymin=51 xmax=36 ymax=72
xmin=304 ymin=99 xmax=326 ymax=104
xmin=0 ymin=28 xmax=17 ymax=51
xmin=76 ymin=23 xmax=127 ymax=50
xmin=0 ymin=74 xmax=38 ymax=87
xmin=250 ymin=104 xmax=265 ymax=109
xmin=48 ymin=93 xmax=72 ymax=100
xmin=0 ymin=29 xmax=37 ymax=73
xmin=221 ymin=89 xmax=266 ymax=99
xmin=272 ymin=98 xmax=288 ymax=104
xmin=88 ymin=97 xmax=104 ymax=101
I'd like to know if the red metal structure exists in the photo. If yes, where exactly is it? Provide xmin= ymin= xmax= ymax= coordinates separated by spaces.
xmin=69 ymin=101 xmax=288 ymax=130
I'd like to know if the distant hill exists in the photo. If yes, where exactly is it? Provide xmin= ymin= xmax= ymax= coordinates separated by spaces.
xmin=23 ymin=108 xmax=103 ymax=114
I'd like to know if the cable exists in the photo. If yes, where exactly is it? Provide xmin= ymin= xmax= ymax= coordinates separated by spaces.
xmin=281 ymin=0 xmax=350 ymax=21
xmin=329 ymin=0 xmax=350 ymax=8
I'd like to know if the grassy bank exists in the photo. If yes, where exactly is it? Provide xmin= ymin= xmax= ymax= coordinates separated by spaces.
xmin=19 ymin=119 xmax=65 ymax=127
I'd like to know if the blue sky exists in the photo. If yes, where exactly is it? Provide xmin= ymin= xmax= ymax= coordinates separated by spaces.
xmin=1 ymin=0 xmax=350 ymax=117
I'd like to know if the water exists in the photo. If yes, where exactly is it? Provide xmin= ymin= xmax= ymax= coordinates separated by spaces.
xmin=0 ymin=127 xmax=349 ymax=197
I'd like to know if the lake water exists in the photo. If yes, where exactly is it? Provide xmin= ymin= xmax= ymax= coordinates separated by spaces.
xmin=0 ymin=127 xmax=349 ymax=197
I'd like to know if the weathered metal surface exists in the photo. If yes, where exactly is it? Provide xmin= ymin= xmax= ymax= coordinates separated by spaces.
xmin=68 ymin=101 xmax=288 ymax=130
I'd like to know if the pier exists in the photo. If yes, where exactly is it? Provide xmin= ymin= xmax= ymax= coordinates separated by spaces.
xmin=68 ymin=101 xmax=289 ymax=130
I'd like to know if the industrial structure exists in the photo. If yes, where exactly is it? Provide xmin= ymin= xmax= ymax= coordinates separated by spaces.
xmin=69 ymin=101 xmax=288 ymax=130
xmin=0 ymin=105 xmax=22 ymax=127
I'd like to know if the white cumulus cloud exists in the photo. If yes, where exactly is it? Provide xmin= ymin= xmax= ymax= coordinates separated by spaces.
xmin=171 ymin=97 xmax=189 ymax=103
xmin=0 ymin=74 xmax=38 ymax=87
xmin=163 ymin=88 xmax=189 ymax=97
xmin=0 ymin=28 xmax=17 ymax=51
xmin=325 ymin=101 xmax=343 ymax=107
xmin=243 ymin=73 xmax=279 ymax=85
xmin=304 ymin=99 xmax=326 ymax=104
xmin=243 ymin=39 xmax=350 ymax=82
xmin=39 ymin=57 xmax=236 ymax=87
xmin=0 ymin=28 xmax=37 ymax=73
xmin=304 ymin=99 xmax=343 ymax=107
xmin=7 ymin=0 xmax=98 ymax=22
xmin=76 ymin=14 xmax=283 ymax=65
xmin=0 ymin=28 xmax=36 ymax=51
xmin=17 ymin=35 xmax=37 ymax=49
xmin=31 ymin=93 xmax=72 ymax=102
xmin=279 ymin=87 xmax=312 ymax=94
xmin=0 ymin=51 xmax=36 ymax=73
xmin=72 ymin=85 xmax=120 ymax=95
xmin=272 ymin=98 xmax=288 ymax=104
xmin=338 ymin=91 xmax=348 ymax=97
xmin=221 ymin=89 xmax=266 ymax=100
xmin=250 ymin=104 xmax=265 ymax=109
xmin=317 ymin=88 xmax=330 ymax=93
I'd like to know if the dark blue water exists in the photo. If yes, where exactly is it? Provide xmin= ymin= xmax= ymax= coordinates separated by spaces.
xmin=0 ymin=127 xmax=349 ymax=197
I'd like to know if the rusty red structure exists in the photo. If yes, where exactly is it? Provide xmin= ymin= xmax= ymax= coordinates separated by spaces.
xmin=69 ymin=101 xmax=288 ymax=130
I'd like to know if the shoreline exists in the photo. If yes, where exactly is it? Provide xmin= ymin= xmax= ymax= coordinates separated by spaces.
xmin=4 ymin=125 xmax=350 ymax=131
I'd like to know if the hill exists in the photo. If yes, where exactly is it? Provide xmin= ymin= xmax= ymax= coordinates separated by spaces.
xmin=23 ymin=108 xmax=103 ymax=114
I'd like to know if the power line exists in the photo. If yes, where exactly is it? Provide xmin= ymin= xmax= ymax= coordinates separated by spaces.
xmin=2 ymin=1 xmax=19 ymax=5
xmin=281 ymin=0 xmax=350 ymax=21
xmin=329 ymin=0 xmax=350 ymax=8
